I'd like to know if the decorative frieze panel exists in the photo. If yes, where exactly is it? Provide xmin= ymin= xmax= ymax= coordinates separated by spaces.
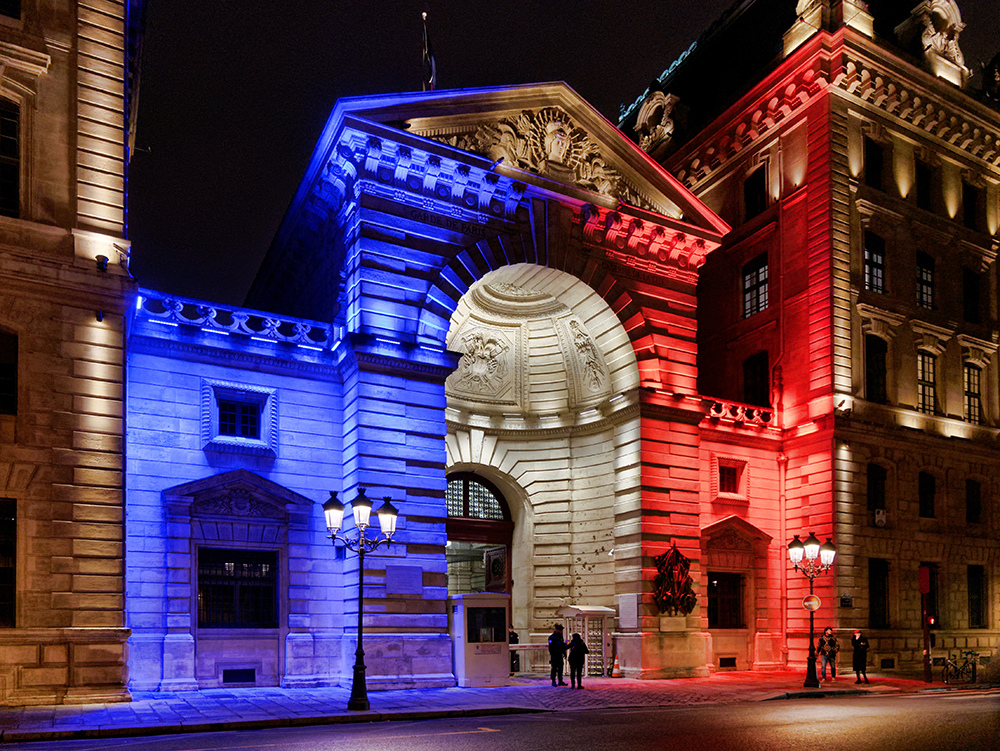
xmin=446 ymin=322 xmax=521 ymax=407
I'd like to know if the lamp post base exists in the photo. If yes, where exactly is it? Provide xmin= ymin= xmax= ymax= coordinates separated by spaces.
xmin=347 ymin=651 xmax=369 ymax=711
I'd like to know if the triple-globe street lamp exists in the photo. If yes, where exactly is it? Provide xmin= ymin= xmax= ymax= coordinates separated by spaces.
xmin=788 ymin=532 xmax=836 ymax=688
xmin=324 ymin=488 xmax=399 ymax=711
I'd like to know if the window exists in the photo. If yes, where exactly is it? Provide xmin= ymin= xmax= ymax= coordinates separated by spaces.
xmin=867 ymin=463 xmax=887 ymax=512
xmin=719 ymin=465 xmax=739 ymax=494
xmin=742 ymin=351 xmax=770 ymax=407
xmin=918 ymin=471 xmax=935 ymax=519
xmin=915 ymin=159 xmax=932 ymax=211
xmin=0 ymin=330 xmax=15 ymax=415
xmin=863 ymin=232 xmax=885 ymax=294
xmin=197 ymin=548 xmax=278 ymax=629
xmin=742 ymin=254 xmax=768 ymax=317
xmin=916 ymin=252 xmax=934 ymax=309
xmin=966 ymin=478 xmax=982 ymax=525
xmin=219 ymin=399 xmax=260 ymax=439
xmin=962 ymin=181 xmax=982 ymax=231
xmin=916 ymin=352 xmax=936 ymax=415
xmin=963 ymin=364 xmax=982 ymax=425
xmin=0 ymin=2 xmax=20 ymax=20
xmin=864 ymin=137 xmax=884 ymax=190
xmin=0 ymin=101 xmax=17 ymax=218
xmin=963 ymin=268 xmax=981 ymax=323
xmin=707 ymin=572 xmax=744 ymax=628
xmin=968 ymin=565 xmax=987 ymax=628
xmin=446 ymin=476 xmax=506 ymax=520
xmin=868 ymin=558 xmax=890 ymax=629
xmin=201 ymin=380 xmax=276 ymax=455
xmin=920 ymin=562 xmax=939 ymax=628
xmin=0 ymin=499 xmax=14 ymax=628
xmin=743 ymin=166 xmax=767 ymax=221
xmin=865 ymin=335 xmax=888 ymax=404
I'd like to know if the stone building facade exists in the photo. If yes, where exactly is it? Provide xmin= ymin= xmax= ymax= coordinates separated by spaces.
xmin=621 ymin=0 xmax=1000 ymax=671
xmin=0 ymin=0 xmax=138 ymax=704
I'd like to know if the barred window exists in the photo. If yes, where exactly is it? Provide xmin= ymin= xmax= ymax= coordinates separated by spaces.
xmin=719 ymin=465 xmax=738 ymax=495
xmin=917 ymin=352 xmax=936 ymax=415
xmin=708 ymin=572 xmax=744 ymax=629
xmin=963 ymin=364 xmax=982 ymax=425
xmin=863 ymin=232 xmax=885 ymax=294
xmin=742 ymin=254 xmax=768 ymax=318
xmin=198 ymin=548 xmax=277 ymax=629
xmin=446 ymin=476 xmax=505 ymax=520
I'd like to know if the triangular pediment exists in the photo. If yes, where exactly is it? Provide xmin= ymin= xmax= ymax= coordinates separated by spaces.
xmin=330 ymin=82 xmax=728 ymax=237
xmin=162 ymin=468 xmax=312 ymax=520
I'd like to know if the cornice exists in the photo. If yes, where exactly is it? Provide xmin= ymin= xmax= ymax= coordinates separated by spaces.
xmin=446 ymin=401 xmax=640 ymax=439
xmin=672 ymin=28 xmax=1000 ymax=192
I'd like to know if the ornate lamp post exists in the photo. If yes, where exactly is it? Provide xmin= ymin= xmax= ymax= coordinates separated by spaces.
xmin=788 ymin=532 xmax=836 ymax=688
xmin=324 ymin=488 xmax=398 ymax=711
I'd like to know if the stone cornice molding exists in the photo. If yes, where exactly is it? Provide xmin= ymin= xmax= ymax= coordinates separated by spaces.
xmin=579 ymin=203 xmax=711 ymax=273
xmin=956 ymin=333 xmax=999 ymax=368
xmin=857 ymin=304 xmax=906 ymax=340
xmin=673 ymin=29 xmax=1000 ymax=192
xmin=127 ymin=336 xmax=342 ymax=380
xmin=0 ymin=39 xmax=51 ymax=102
xmin=912 ymin=319 xmax=954 ymax=354
xmin=446 ymin=401 xmax=640 ymax=439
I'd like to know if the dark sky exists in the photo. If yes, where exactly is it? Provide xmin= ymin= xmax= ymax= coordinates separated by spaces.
xmin=128 ymin=0 xmax=1000 ymax=307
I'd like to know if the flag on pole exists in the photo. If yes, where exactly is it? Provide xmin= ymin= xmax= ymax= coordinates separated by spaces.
xmin=422 ymin=12 xmax=436 ymax=91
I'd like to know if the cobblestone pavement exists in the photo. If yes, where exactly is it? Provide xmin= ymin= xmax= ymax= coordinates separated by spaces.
xmin=0 ymin=671 xmax=990 ymax=743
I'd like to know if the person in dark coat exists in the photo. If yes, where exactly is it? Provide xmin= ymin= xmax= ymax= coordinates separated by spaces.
xmin=567 ymin=632 xmax=590 ymax=689
xmin=548 ymin=624 xmax=568 ymax=686
xmin=818 ymin=627 xmax=839 ymax=681
xmin=508 ymin=625 xmax=520 ymax=675
xmin=851 ymin=629 xmax=870 ymax=684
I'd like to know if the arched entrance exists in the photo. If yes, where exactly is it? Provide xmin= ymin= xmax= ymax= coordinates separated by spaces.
xmin=445 ymin=473 xmax=513 ymax=595
xmin=444 ymin=264 xmax=641 ymax=639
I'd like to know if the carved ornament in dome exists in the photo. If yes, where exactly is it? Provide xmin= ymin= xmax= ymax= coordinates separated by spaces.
xmin=449 ymin=107 xmax=623 ymax=201
xmin=447 ymin=325 xmax=518 ymax=403
xmin=565 ymin=317 xmax=609 ymax=399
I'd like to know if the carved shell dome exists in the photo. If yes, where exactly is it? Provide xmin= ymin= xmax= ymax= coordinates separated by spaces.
xmin=445 ymin=265 xmax=638 ymax=425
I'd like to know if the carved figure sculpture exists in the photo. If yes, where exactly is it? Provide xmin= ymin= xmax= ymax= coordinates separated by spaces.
xmin=569 ymin=319 xmax=605 ymax=393
xmin=652 ymin=543 xmax=697 ymax=616
xmin=454 ymin=330 xmax=510 ymax=395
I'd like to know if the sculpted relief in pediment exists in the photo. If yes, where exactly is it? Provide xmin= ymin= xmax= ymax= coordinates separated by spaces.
xmin=440 ymin=107 xmax=629 ymax=203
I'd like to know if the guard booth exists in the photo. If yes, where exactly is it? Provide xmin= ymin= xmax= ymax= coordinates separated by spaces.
xmin=449 ymin=592 xmax=510 ymax=687
xmin=558 ymin=604 xmax=616 ymax=676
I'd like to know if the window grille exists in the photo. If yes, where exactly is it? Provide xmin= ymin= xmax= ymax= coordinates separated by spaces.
xmin=446 ymin=476 xmax=505 ymax=520
xmin=219 ymin=399 xmax=260 ymax=439
xmin=198 ymin=548 xmax=278 ymax=629
xmin=719 ymin=465 xmax=739 ymax=494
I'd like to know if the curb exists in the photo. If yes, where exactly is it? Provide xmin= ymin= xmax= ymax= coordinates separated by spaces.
xmin=0 ymin=706 xmax=545 ymax=744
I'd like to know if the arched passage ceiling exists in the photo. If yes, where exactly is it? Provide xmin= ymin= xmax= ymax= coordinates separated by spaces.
xmin=446 ymin=264 xmax=640 ymax=430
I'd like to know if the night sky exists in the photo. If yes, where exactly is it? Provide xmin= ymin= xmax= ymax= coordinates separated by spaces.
xmin=128 ymin=0 xmax=1000 ymax=307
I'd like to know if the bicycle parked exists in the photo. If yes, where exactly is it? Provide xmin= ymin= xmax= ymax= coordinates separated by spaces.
xmin=941 ymin=650 xmax=979 ymax=684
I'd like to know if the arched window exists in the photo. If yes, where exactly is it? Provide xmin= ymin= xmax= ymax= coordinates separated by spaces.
xmin=445 ymin=474 xmax=513 ymax=595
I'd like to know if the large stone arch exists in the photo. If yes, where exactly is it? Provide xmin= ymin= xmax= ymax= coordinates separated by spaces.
xmin=245 ymin=83 xmax=729 ymax=685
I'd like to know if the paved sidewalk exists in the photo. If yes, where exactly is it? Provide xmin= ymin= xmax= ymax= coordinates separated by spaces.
xmin=0 ymin=671 xmax=987 ymax=743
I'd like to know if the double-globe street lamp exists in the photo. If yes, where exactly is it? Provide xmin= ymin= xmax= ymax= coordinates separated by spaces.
xmin=324 ymin=488 xmax=399 ymax=711
xmin=788 ymin=532 xmax=836 ymax=688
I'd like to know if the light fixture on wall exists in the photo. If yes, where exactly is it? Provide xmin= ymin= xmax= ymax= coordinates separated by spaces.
xmin=96 ymin=255 xmax=109 ymax=272
xmin=788 ymin=532 xmax=836 ymax=688
xmin=324 ymin=488 xmax=399 ymax=711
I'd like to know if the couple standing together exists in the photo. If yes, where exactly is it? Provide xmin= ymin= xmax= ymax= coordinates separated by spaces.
xmin=818 ymin=627 xmax=871 ymax=683
xmin=548 ymin=624 xmax=589 ymax=688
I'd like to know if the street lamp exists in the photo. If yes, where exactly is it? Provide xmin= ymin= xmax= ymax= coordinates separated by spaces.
xmin=324 ymin=488 xmax=398 ymax=711
xmin=787 ymin=532 xmax=836 ymax=688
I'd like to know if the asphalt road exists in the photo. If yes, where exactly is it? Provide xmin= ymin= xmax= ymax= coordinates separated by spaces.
xmin=4 ymin=691 xmax=998 ymax=751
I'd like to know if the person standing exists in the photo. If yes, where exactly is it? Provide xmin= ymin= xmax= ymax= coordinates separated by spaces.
xmin=548 ymin=624 xmax=568 ymax=686
xmin=818 ymin=627 xmax=839 ymax=681
xmin=851 ymin=629 xmax=870 ymax=684
xmin=508 ymin=625 xmax=520 ymax=675
xmin=567 ymin=632 xmax=590 ymax=689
